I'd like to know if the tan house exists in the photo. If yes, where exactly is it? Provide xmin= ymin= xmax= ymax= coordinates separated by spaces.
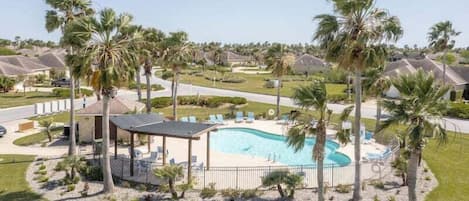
xmin=76 ymin=97 xmax=145 ymax=143
xmin=292 ymin=54 xmax=330 ymax=74
xmin=0 ymin=55 xmax=51 ymax=77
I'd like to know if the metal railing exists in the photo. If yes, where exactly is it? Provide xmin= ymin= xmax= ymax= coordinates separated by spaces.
xmin=107 ymin=142 xmax=399 ymax=190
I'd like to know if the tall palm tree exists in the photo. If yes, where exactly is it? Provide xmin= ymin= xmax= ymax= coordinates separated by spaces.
xmin=141 ymin=28 xmax=165 ymax=113
xmin=161 ymin=32 xmax=192 ymax=119
xmin=66 ymin=8 xmax=138 ymax=193
xmin=265 ymin=44 xmax=295 ymax=119
xmin=313 ymin=1 xmax=402 ymax=199
xmin=364 ymin=65 xmax=391 ymax=133
xmin=428 ymin=21 xmax=460 ymax=84
xmin=379 ymin=69 xmax=449 ymax=201
xmin=45 ymin=0 xmax=94 ymax=156
xmin=286 ymin=81 xmax=329 ymax=201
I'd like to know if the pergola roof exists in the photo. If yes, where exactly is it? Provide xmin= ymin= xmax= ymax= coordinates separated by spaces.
xmin=110 ymin=114 xmax=218 ymax=140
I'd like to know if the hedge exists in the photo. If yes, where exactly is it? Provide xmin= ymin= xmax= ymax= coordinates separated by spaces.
xmin=446 ymin=102 xmax=469 ymax=119
xmin=128 ymin=83 xmax=164 ymax=91
xmin=150 ymin=96 xmax=247 ymax=108
xmin=52 ymin=88 xmax=93 ymax=98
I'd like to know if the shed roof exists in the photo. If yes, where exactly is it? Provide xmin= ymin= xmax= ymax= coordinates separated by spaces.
xmin=76 ymin=97 xmax=145 ymax=116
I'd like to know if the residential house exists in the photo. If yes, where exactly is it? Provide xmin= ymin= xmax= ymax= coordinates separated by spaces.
xmin=221 ymin=51 xmax=253 ymax=66
xmin=291 ymin=54 xmax=329 ymax=75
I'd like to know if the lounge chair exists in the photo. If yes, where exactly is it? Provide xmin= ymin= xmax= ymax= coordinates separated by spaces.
xmin=149 ymin=151 xmax=158 ymax=162
xmin=180 ymin=117 xmax=189 ymax=122
xmin=128 ymin=147 xmax=143 ymax=159
xmin=191 ymin=155 xmax=197 ymax=164
xmin=169 ymin=158 xmax=176 ymax=165
xmin=246 ymin=112 xmax=255 ymax=123
xmin=276 ymin=114 xmax=289 ymax=125
xmin=363 ymin=131 xmax=375 ymax=144
xmin=364 ymin=148 xmax=392 ymax=161
xmin=189 ymin=116 xmax=197 ymax=123
xmin=216 ymin=114 xmax=224 ymax=124
xmin=209 ymin=114 xmax=219 ymax=124
xmin=235 ymin=111 xmax=244 ymax=123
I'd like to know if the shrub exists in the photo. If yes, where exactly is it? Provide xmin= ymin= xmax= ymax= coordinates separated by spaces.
xmin=261 ymin=170 xmax=303 ymax=198
xmin=373 ymin=195 xmax=380 ymax=201
xmin=72 ymin=175 xmax=80 ymax=184
xmin=121 ymin=181 xmax=131 ymax=188
xmin=327 ymin=94 xmax=349 ymax=103
xmin=0 ymin=47 xmax=16 ymax=56
xmin=128 ymin=82 xmax=164 ymax=91
xmin=34 ymin=170 xmax=47 ymax=175
xmin=39 ymin=164 xmax=46 ymax=170
xmin=388 ymin=196 xmax=396 ymax=201
xmin=67 ymin=184 xmax=75 ymax=192
xmin=425 ymin=176 xmax=431 ymax=181
xmin=52 ymin=88 xmax=93 ymax=98
xmin=161 ymin=71 xmax=174 ymax=80
xmin=82 ymin=166 xmax=103 ymax=181
xmin=446 ymin=102 xmax=469 ymax=119
xmin=38 ymin=176 xmax=49 ymax=183
xmin=200 ymin=183 xmax=217 ymax=198
xmin=221 ymin=188 xmax=240 ymax=199
xmin=241 ymin=189 xmax=259 ymax=199
xmin=335 ymin=184 xmax=351 ymax=193
xmin=151 ymin=97 xmax=172 ymax=108
xmin=370 ymin=180 xmax=385 ymax=189
xmin=136 ymin=184 xmax=147 ymax=192
xmin=151 ymin=84 xmax=164 ymax=91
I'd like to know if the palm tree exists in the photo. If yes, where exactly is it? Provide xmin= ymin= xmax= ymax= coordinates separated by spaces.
xmin=153 ymin=165 xmax=184 ymax=199
xmin=379 ymin=69 xmax=449 ymax=201
xmin=286 ymin=81 xmax=329 ymax=201
xmin=265 ymin=43 xmax=295 ymax=119
xmin=313 ymin=1 xmax=402 ymax=199
xmin=161 ymin=32 xmax=193 ymax=119
xmin=45 ymin=0 xmax=94 ymax=156
xmin=39 ymin=118 xmax=54 ymax=142
xmin=141 ymin=28 xmax=165 ymax=113
xmin=364 ymin=65 xmax=391 ymax=133
xmin=428 ymin=21 xmax=460 ymax=85
xmin=66 ymin=8 xmax=138 ymax=193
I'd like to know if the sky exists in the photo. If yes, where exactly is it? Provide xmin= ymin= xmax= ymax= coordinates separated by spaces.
xmin=1 ymin=0 xmax=469 ymax=47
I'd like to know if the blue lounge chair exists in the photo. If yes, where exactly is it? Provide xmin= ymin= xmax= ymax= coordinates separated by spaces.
xmin=235 ymin=111 xmax=244 ymax=123
xmin=169 ymin=158 xmax=176 ymax=165
xmin=209 ymin=114 xmax=219 ymax=124
xmin=180 ymin=117 xmax=189 ymax=122
xmin=189 ymin=116 xmax=197 ymax=123
xmin=276 ymin=114 xmax=289 ymax=125
xmin=216 ymin=114 xmax=224 ymax=124
xmin=246 ymin=112 xmax=255 ymax=123
xmin=364 ymin=131 xmax=375 ymax=144
xmin=365 ymin=148 xmax=392 ymax=161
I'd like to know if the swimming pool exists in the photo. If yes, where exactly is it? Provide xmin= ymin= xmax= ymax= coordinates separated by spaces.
xmin=211 ymin=127 xmax=351 ymax=166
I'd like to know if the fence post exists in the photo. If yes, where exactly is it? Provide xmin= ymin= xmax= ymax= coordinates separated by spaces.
xmin=121 ymin=157 xmax=124 ymax=178
xmin=203 ymin=168 xmax=206 ymax=188
xmin=236 ymin=167 xmax=239 ymax=189
xmin=331 ymin=165 xmax=334 ymax=187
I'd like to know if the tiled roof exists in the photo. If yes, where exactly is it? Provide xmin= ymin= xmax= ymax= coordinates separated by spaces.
xmin=292 ymin=54 xmax=329 ymax=73
xmin=0 ymin=55 xmax=51 ymax=72
xmin=38 ymin=52 xmax=66 ymax=70
xmin=0 ymin=61 xmax=32 ymax=77
xmin=76 ymin=97 xmax=145 ymax=116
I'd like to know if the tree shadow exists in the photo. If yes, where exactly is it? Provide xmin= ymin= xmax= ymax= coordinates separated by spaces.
xmin=0 ymin=190 xmax=43 ymax=201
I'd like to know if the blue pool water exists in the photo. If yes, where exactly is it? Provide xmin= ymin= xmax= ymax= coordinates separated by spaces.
xmin=211 ymin=128 xmax=351 ymax=166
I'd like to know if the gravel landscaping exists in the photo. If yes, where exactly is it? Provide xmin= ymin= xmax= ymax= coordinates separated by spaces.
xmin=27 ymin=157 xmax=437 ymax=201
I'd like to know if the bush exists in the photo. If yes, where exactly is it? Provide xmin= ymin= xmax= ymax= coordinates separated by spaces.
xmin=200 ymin=183 xmax=217 ymax=198
xmin=52 ymin=88 xmax=93 ymax=98
xmin=241 ymin=189 xmax=259 ymax=199
xmin=39 ymin=164 xmax=46 ymax=170
xmin=34 ymin=170 xmax=47 ymax=175
xmin=128 ymin=82 xmax=164 ymax=91
xmin=161 ymin=71 xmax=174 ymax=80
xmin=324 ymin=68 xmax=348 ymax=84
xmin=136 ymin=184 xmax=147 ymax=192
xmin=67 ymin=184 xmax=75 ymax=192
xmin=0 ymin=47 xmax=16 ymax=55
xmin=446 ymin=102 xmax=469 ymax=119
xmin=151 ymin=97 xmax=172 ymax=108
xmin=81 ymin=166 xmax=103 ymax=181
xmin=327 ymin=94 xmax=349 ymax=103
xmin=370 ymin=180 xmax=385 ymax=189
xmin=221 ymin=188 xmax=240 ymax=199
xmin=335 ymin=184 xmax=351 ymax=193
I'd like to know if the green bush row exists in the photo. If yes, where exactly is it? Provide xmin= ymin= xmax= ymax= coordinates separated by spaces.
xmin=151 ymin=96 xmax=247 ymax=108
xmin=128 ymin=83 xmax=164 ymax=91
xmin=446 ymin=102 xmax=469 ymax=119
xmin=52 ymin=88 xmax=93 ymax=98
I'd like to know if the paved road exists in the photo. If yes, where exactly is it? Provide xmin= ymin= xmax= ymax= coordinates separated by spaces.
xmin=1 ymin=73 xmax=468 ymax=134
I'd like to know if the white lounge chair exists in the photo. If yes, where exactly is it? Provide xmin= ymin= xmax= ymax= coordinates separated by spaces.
xmin=235 ymin=112 xmax=244 ymax=123
xmin=189 ymin=116 xmax=197 ymax=123
xmin=216 ymin=114 xmax=224 ymax=124
xmin=246 ymin=112 xmax=255 ymax=123
xmin=209 ymin=115 xmax=219 ymax=124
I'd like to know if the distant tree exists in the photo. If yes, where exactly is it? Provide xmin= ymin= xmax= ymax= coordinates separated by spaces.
xmin=428 ymin=21 xmax=461 ymax=84
xmin=0 ymin=47 xmax=16 ymax=55
xmin=0 ymin=76 xmax=16 ymax=93
xmin=437 ymin=52 xmax=457 ymax=65
xmin=460 ymin=50 xmax=469 ymax=63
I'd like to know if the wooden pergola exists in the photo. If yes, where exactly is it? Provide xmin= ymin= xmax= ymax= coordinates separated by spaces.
xmin=110 ymin=114 xmax=218 ymax=183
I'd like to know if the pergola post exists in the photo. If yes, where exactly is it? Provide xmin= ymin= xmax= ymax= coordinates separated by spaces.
xmin=162 ymin=136 xmax=167 ymax=165
xmin=147 ymin=135 xmax=151 ymax=153
xmin=130 ymin=132 xmax=135 ymax=176
xmin=206 ymin=132 xmax=210 ymax=170
xmin=114 ymin=128 xmax=118 ymax=159
xmin=187 ymin=138 xmax=192 ymax=183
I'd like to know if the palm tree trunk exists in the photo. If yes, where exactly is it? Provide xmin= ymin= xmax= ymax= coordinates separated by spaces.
xmin=172 ymin=73 xmax=179 ymax=119
xmin=277 ymin=184 xmax=285 ymax=197
xmin=443 ymin=49 xmax=448 ymax=85
xmin=169 ymin=179 xmax=178 ymax=198
xmin=136 ymin=66 xmax=142 ymax=102
xmin=407 ymin=149 xmax=420 ymax=201
xmin=145 ymin=72 xmax=151 ymax=113
xmin=276 ymin=78 xmax=281 ymax=119
xmin=102 ymin=93 xmax=115 ymax=193
xmin=352 ymin=69 xmax=362 ymax=201
xmin=317 ymin=121 xmax=326 ymax=201
xmin=68 ymin=47 xmax=77 ymax=156
xmin=375 ymin=95 xmax=382 ymax=134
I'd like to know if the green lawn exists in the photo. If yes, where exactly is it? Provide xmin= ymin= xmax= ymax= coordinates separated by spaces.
xmin=13 ymin=128 xmax=63 ymax=146
xmin=424 ymin=134 xmax=469 ymax=201
xmin=0 ymin=91 xmax=60 ymax=109
xmin=29 ymin=112 xmax=70 ymax=124
xmin=0 ymin=155 xmax=42 ymax=201
xmin=177 ymin=71 xmax=347 ymax=98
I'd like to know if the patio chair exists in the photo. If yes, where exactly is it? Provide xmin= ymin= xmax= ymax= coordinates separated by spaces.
xmin=246 ymin=112 xmax=255 ymax=123
xmin=180 ymin=117 xmax=189 ymax=122
xmin=189 ymin=116 xmax=197 ymax=123
xmin=216 ymin=114 xmax=224 ymax=124
xmin=128 ymin=147 xmax=143 ymax=159
xmin=209 ymin=114 xmax=219 ymax=124
xmin=363 ymin=131 xmax=375 ymax=144
xmin=276 ymin=114 xmax=289 ymax=125
xmin=191 ymin=155 xmax=197 ymax=164
xmin=195 ymin=162 xmax=204 ymax=171
xmin=169 ymin=158 xmax=176 ymax=165
xmin=235 ymin=111 xmax=244 ymax=123
xmin=149 ymin=151 xmax=158 ymax=162
xmin=364 ymin=148 xmax=392 ymax=162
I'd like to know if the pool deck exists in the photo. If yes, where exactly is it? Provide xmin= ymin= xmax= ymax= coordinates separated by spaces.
xmin=114 ymin=120 xmax=387 ymax=167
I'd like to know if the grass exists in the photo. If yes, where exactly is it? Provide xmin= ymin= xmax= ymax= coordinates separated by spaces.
xmin=0 ymin=155 xmax=43 ymax=201
xmin=13 ymin=128 xmax=63 ymax=146
xmin=29 ymin=112 xmax=70 ymax=124
xmin=0 ymin=91 xmax=60 ymax=109
xmin=176 ymin=71 xmax=347 ymax=97
xmin=424 ymin=134 xmax=469 ymax=201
